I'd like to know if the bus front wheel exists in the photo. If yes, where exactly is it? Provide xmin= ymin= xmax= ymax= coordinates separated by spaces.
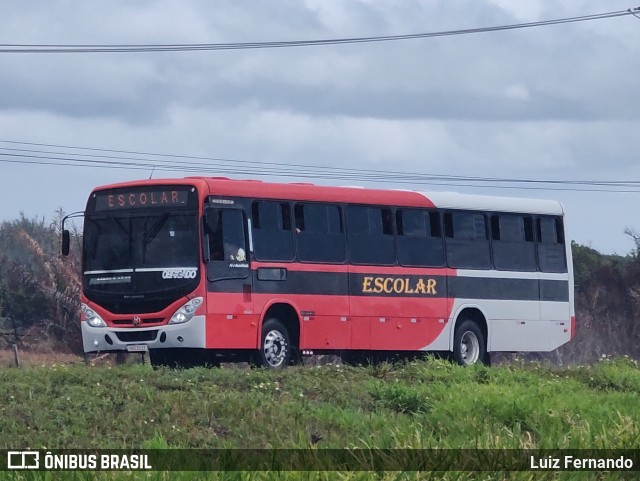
xmin=254 ymin=318 xmax=291 ymax=369
xmin=452 ymin=320 xmax=486 ymax=366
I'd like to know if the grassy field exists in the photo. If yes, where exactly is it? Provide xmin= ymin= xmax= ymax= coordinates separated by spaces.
xmin=1 ymin=356 xmax=639 ymax=480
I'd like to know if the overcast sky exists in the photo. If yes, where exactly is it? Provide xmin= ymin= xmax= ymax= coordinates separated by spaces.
xmin=1 ymin=0 xmax=639 ymax=254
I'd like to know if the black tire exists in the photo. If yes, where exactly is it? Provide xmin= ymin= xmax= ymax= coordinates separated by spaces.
xmin=254 ymin=318 xmax=291 ymax=369
xmin=452 ymin=320 xmax=486 ymax=366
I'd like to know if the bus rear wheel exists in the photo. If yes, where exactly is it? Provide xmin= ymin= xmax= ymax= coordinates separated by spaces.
xmin=254 ymin=318 xmax=291 ymax=369
xmin=452 ymin=320 xmax=486 ymax=366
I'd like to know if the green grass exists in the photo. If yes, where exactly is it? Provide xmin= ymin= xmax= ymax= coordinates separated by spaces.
xmin=1 ymin=356 xmax=639 ymax=480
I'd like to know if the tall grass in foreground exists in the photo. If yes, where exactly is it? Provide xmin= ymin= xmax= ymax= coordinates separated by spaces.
xmin=1 ymin=357 xmax=638 ymax=480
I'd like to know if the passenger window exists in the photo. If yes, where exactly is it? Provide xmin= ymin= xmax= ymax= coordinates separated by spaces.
xmin=537 ymin=216 xmax=567 ymax=273
xmin=491 ymin=214 xmax=536 ymax=271
xmin=294 ymin=203 xmax=346 ymax=263
xmin=346 ymin=206 xmax=395 ymax=265
xmin=251 ymin=201 xmax=294 ymax=262
xmin=444 ymin=211 xmax=491 ymax=269
xmin=396 ymin=209 xmax=444 ymax=267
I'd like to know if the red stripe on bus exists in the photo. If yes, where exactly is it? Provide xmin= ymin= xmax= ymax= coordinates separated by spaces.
xmin=203 ymin=178 xmax=436 ymax=207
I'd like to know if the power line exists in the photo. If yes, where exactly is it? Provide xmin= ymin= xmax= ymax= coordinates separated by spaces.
xmin=0 ymin=8 xmax=637 ymax=54
xmin=1 ymin=140 xmax=640 ymax=193
xmin=4 ymin=140 xmax=640 ymax=186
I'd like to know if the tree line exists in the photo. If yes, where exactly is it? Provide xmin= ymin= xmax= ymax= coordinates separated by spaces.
xmin=0 ymin=211 xmax=638 ymax=363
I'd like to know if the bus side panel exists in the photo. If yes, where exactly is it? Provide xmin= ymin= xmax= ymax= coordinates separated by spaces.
xmin=489 ymin=319 xmax=571 ymax=352
xmin=448 ymin=270 xmax=571 ymax=352
xmin=253 ymin=268 xmax=351 ymax=350
xmin=539 ymin=274 xmax=571 ymax=323
xmin=349 ymin=297 xmax=451 ymax=351
xmin=348 ymin=271 xmax=449 ymax=351
xmin=206 ymin=288 xmax=258 ymax=349
xmin=297 ymin=294 xmax=351 ymax=350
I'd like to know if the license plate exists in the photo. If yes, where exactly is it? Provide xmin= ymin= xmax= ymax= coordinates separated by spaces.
xmin=127 ymin=344 xmax=149 ymax=352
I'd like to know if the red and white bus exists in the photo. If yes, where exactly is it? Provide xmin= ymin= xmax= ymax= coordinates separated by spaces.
xmin=62 ymin=177 xmax=575 ymax=367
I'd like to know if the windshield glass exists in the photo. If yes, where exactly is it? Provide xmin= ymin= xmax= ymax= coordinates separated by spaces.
xmin=83 ymin=212 xmax=200 ymax=295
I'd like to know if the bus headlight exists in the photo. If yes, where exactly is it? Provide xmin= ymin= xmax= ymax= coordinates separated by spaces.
xmin=169 ymin=297 xmax=203 ymax=325
xmin=81 ymin=303 xmax=106 ymax=328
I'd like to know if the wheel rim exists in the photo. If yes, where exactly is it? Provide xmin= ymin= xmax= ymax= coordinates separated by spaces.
xmin=459 ymin=330 xmax=480 ymax=365
xmin=263 ymin=329 xmax=287 ymax=367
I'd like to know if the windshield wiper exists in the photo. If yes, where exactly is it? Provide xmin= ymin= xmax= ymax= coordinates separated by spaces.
xmin=141 ymin=213 xmax=170 ymax=263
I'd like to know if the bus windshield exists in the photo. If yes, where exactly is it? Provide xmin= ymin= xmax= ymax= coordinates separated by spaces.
xmin=83 ymin=212 xmax=200 ymax=296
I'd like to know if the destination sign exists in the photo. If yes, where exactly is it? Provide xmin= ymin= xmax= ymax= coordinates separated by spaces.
xmin=93 ymin=187 xmax=194 ymax=211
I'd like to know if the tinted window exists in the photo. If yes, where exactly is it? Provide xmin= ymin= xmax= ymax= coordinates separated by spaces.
xmin=396 ymin=209 xmax=444 ymax=267
xmin=537 ymin=216 xmax=567 ymax=273
xmin=294 ymin=203 xmax=346 ymax=263
xmin=346 ymin=206 xmax=395 ymax=265
xmin=444 ymin=211 xmax=491 ymax=269
xmin=252 ymin=201 xmax=294 ymax=262
xmin=204 ymin=208 xmax=250 ymax=280
xmin=85 ymin=213 xmax=199 ymax=272
xmin=205 ymin=209 xmax=248 ymax=263
xmin=491 ymin=214 xmax=536 ymax=271
xmin=83 ymin=212 xmax=200 ymax=295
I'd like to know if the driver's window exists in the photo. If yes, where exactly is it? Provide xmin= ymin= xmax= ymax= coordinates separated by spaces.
xmin=205 ymin=208 xmax=248 ymax=267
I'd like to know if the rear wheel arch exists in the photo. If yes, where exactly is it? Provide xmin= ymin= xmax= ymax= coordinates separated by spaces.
xmin=451 ymin=307 xmax=489 ymax=365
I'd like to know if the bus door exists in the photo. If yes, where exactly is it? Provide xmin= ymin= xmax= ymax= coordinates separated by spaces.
xmin=203 ymin=204 xmax=257 ymax=349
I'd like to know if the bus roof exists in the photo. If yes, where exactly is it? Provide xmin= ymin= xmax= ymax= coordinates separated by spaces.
xmin=92 ymin=177 xmax=564 ymax=215
xmin=422 ymin=191 xmax=564 ymax=216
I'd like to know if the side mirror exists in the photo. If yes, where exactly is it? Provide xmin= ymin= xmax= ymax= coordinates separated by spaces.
xmin=60 ymin=210 xmax=85 ymax=256
xmin=61 ymin=230 xmax=70 ymax=256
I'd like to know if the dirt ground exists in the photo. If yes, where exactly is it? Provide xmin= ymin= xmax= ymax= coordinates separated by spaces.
xmin=0 ymin=347 xmax=84 ymax=366
xmin=0 ymin=322 xmax=89 ymax=366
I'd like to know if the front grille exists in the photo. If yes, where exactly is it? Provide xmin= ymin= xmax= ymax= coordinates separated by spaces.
xmin=113 ymin=318 xmax=164 ymax=326
xmin=115 ymin=330 xmax=158 ymax=342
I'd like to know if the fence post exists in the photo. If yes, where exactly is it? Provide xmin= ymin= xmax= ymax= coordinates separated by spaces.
xmin=12 ymin=344 xmax=20 ymax=368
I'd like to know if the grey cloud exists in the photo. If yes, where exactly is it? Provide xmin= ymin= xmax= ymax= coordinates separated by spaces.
xmin=2 ymin=0 xmax=638 ymax=125
xmin=1 ymin=0 xmax=640 ymax=254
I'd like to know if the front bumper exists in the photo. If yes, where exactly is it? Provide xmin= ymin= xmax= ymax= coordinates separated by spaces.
xmin=82 ymin=315 xmax=206 ymax=353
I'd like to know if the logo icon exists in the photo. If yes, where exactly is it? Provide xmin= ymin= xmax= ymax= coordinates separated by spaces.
xmin=7 ymin=451 xmax=40 ymax=470
xmin=132 ymin=316 xmax=141 ymax=326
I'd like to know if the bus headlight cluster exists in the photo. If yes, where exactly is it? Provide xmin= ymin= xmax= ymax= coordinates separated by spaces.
xmin=169 ymin=297 xmax=203 ymax=325
xmin=81 ymin=303 xmax=106 ymax=328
